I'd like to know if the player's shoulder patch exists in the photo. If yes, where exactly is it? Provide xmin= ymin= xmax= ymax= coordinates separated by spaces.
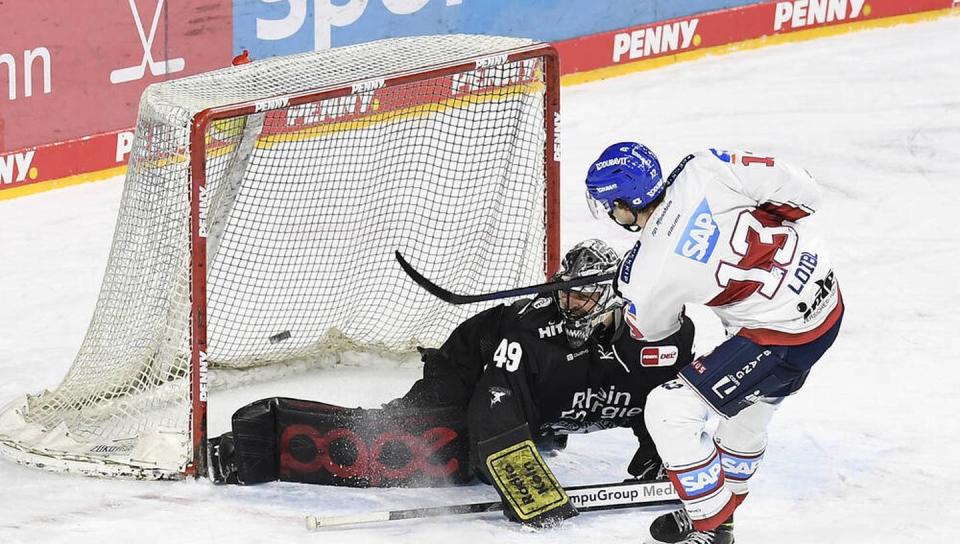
xmin=515 ymin=295 xmax=555 ymax=320
xmin=531 ymin=296 xmax=552 ymax=310
xmin=640 ymin=345 xmax=680 ymax=367
xmin=709 ymin=148 xmax=732 ymax=163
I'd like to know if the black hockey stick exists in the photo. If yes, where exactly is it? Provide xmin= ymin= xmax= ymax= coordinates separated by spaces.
xmin=395 ymin=251 xmax=616 ymax=305
xmin=306 ymin=479 xmax=678 ymax=529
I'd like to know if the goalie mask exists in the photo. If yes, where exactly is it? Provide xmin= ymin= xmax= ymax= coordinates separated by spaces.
xmin=553 ymin=239 xmax=621 ymax=348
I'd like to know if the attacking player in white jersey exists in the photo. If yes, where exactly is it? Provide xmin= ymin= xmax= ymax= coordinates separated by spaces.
xmin=584 ymin=143 xmax=844 ymax=544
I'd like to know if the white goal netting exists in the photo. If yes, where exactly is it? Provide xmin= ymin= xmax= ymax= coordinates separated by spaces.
xmin=0 ymin=35 xmax=557 ymax=478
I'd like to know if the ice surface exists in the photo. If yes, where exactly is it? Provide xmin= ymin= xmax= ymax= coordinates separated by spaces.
xmin=1 ymin=15 xmax=959 ymax=544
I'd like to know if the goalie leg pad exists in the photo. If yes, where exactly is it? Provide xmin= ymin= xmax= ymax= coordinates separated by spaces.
xmin=479 ymin=423 xmax=577 ymax=526
xmin=211 ymin=397 xmax=472 ymax=487
xmin=226 ymin=397 xmax=281 ymax=484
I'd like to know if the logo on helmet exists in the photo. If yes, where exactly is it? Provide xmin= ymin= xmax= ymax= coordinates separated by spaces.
xmin=646 ymin=178 xmax=665 ymax=198
xmin=595 ymin=157 xmax=631 ymax=171
xmin=630 ymin=147 xmax=653 ymax=168
xmin=595 ymin=183 xmax=618 ymax=193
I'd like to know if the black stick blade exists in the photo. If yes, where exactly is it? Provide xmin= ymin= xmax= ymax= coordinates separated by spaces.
xmin=394 ymin=251 xmax=459 ymax=303
xmin=395 ymin=251 xmax=618 ymax=305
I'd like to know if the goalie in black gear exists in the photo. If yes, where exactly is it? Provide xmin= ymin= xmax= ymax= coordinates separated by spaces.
xmin=390 ymin=239 xmax=695 ymax=526
xmin=209 ymin=239 xmax=694 ymax=527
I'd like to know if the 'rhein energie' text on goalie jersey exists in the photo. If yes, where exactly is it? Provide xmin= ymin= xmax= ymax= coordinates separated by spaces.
xmin=617 ymin=149 xmax=843 ymax=345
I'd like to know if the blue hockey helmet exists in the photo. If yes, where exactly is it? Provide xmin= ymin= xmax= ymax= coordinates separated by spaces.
xmin=584 ymin=142 xmax=664 ymax=220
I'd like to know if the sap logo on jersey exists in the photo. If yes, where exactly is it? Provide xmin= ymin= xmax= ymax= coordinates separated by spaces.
xmin=677 ymin=457 xmax=723 ymax=497
xmin=640 ymin=346 xmax=679 ymax=367
xmin=674 ymin=198 xmax=719 ymax=263
xmin=773 ymin=0 xmax=866 ymax=32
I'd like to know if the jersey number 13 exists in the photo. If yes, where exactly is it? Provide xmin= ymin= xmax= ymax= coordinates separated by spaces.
xmin=710 ymin=210 xmax=798 ymax=306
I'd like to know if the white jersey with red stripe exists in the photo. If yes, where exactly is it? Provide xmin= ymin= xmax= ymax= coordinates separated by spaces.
xmin=616 ymin=149 xmax=842 ymax=345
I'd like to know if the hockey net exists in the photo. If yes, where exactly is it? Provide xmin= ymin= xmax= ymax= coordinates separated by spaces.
xmin=0 ymin=35 xmax=559 ymax=479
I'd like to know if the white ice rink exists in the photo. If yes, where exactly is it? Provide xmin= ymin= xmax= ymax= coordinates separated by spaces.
xmin=2 ymin=15 xmax=959 ymax=544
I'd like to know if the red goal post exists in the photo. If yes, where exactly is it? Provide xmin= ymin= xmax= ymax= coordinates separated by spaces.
xmin=0 ymin=35 xmax=560 ymax=479
xmin=185 ymin=42 xmax=561 ymax=476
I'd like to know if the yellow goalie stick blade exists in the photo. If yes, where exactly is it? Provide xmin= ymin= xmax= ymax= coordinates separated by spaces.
xmin=485 ymin=439 xmax=569 ymax=521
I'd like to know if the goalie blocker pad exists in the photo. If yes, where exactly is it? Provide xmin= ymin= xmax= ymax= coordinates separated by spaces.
xmin=211 ymin=397 xmax=471 ymax=487
xmin=479 ymin=423 xmax=578 ymax=526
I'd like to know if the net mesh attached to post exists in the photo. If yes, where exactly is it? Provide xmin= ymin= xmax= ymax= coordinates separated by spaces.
xmin=0 ymin=35 xmax=556 ymax=478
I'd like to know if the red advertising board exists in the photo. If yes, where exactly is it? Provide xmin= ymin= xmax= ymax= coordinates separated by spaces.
xmin=0 ymin=0 xmax=955 ymax=199
xmin=555 ymin=0 xmax=955 ymax=75
xmin=2 ymin=0 xmax=232 ymax=152
xmin=1 ymin=0 xmax=232 ymax=190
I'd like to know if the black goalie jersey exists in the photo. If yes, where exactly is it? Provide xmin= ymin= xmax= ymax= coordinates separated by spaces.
xmin=401 ymin=295 xmax=696 ymax=445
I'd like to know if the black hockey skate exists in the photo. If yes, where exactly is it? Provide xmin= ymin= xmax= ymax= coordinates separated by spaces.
xmin=648 ymin=509 xmax=733 ymax=544
xmin=207 ymin=432 xmax=240 ymax=484
xmin=535 ymin=433 xmax=568 ymax=456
